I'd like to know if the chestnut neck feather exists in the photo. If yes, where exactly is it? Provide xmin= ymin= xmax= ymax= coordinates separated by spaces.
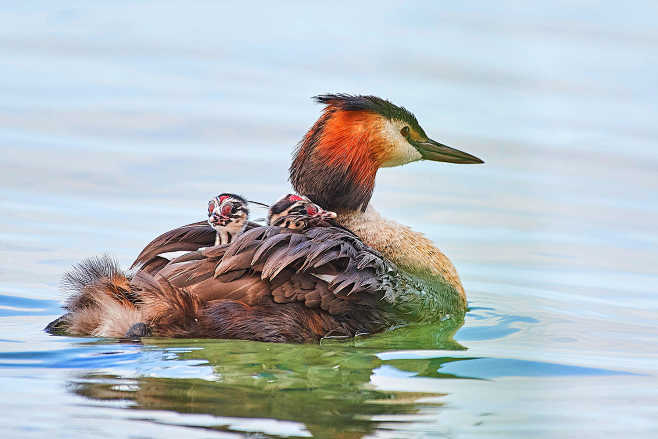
xmin=290 ymin=109 xmax=383 ymax=211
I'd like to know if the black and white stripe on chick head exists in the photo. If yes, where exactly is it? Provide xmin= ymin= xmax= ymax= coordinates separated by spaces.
xmin=267 ymin=194 xmax=337 ymax=230
xmin=207 ymin=193 xmax=249 ymax=245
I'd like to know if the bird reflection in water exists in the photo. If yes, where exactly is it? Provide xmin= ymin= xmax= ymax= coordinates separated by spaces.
xmin=70 ymin=321 xmax=468 ymax=438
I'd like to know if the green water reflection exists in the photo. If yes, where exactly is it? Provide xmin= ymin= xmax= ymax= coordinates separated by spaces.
xmin=71 ymin=321 xmax=465 ymax=438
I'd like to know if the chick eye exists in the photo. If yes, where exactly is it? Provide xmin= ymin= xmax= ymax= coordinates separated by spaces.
xmin=208 ymin=202 xmax=215 ymax=216
xmin=306 ymin=205 xmax=318 ymax=216
xmin=221 ymin=204 xmax=232 ymax=216
xmin=400 ymin=126 xmax=410 ymax=137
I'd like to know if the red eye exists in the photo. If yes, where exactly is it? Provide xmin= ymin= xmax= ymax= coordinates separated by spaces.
xmin=208 ymin=202 xmax=215 ymax=216
xmin=306 ymin=205 xmax=318 ymax=216
xmin=221 ymin=203 xmax=232 ymax=216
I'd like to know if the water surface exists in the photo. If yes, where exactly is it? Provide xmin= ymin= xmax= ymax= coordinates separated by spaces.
xmin=1 ymin=2 xmax=657 ymax=438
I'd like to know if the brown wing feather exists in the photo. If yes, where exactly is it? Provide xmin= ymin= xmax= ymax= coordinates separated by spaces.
xmin=138 ymin=256 xmax=170 ymax=275
xmin=130 ymin=221 xmax=215 ymax=270
xmin=157 ymin=225 xmax=396 ymax=318
xmin=131 ymin=221 xmax=262 ymax=270
xmin=129 ymin=223 xmax=397 ymax=340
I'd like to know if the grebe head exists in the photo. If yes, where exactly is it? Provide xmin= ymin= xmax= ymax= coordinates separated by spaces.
xmin=290 ymin=94 xmax=483 ymax=211
xmin=267 ymin=194 xmax=337 ymax=230
xmin=208 ymin=193 xmax=249 ymax=244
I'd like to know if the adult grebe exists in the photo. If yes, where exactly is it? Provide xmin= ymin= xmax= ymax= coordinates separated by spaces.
xmin=46 ymin=95 xmax=483 ymax=341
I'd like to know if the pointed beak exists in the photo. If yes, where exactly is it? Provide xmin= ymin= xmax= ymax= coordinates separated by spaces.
xmin=415 ymin=138 xmax=484 ymax=164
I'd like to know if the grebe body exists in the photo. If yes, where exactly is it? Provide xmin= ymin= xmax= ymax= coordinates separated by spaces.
xmin=46 ymin=95 xmax=483 ymax=342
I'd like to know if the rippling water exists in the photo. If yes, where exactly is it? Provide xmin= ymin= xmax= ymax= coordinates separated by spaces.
xmin=1 ymin=2 xmax=657 ymax=438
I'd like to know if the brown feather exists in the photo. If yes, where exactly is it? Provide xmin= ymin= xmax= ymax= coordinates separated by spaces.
xmin=162 ymin=225 xmax=396 ymax=321
xmin=138 ymin=277 xmax=203 ymax=338
xmin=131 ymin=221 xmax=216 ymax=269
xmin=138 ymin=256 xmax=170 ymax=276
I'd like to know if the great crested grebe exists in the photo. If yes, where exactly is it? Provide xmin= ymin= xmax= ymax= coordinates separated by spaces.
xmin=46 ymin=94 xmax=483 ymax=342
xmin=267 ymin=194 xmax=338 ymax=228
xmin=290 ymin=94 xmax=483 ymax=316
xmin=207 ymin=193 xmax=250 ymax=245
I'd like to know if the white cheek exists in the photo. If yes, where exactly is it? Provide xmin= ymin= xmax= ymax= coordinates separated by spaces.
xmin=381 ymin=143 xmax=422 ymax=167
xmin=378 ymin=120 xmax=422 ymax=167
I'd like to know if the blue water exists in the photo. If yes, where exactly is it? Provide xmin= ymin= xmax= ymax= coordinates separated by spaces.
xmin=1 ymin=2 xmax=658 ymax=438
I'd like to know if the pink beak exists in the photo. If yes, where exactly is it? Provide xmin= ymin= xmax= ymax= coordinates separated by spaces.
xmin=318 ymin=209 xmax=337 ymax=219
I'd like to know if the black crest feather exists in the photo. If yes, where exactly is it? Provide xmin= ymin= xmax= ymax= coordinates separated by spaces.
xmin=313 ymin=94 xmax=425 ymax=136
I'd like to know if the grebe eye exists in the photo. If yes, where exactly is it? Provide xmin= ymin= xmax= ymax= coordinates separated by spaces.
xmin=400 ymin=126 xmax=410 ymax=137
xmin=306 ymin=205 xmax=318 ymax=216
xmin=221 ymin=204 xmax=232 ymax=216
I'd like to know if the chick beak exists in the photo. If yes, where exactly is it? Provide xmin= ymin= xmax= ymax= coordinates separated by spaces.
xmin=209 ymin=213 xmax=230 ymax=226
xmin=415 ymin=138 xmax=484 ymax=164
xmin=317 ymin=208 xmax=337 ymax=219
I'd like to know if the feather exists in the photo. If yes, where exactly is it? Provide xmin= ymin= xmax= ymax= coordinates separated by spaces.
xmin=250 ymin=233 xmax=292 ymax=264
xmin=128 ymin=224 xmax=395 ymax=338
xmin=138 ymin=256 xmax=170 ymax=276
xmin=130 ymin=221 xmax=216 ymax=269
